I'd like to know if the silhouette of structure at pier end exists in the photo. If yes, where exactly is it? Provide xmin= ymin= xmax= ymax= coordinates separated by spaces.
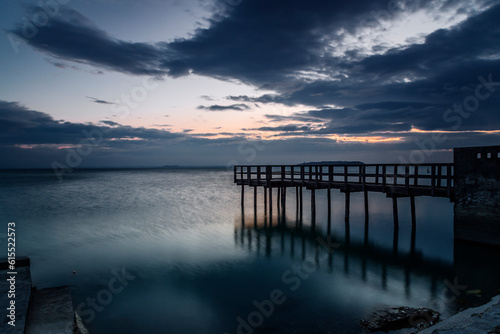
xmin=454 ymin=146 xmax=500 ymax=246
xmin=234 ymin=145 xmax=500 ymax=247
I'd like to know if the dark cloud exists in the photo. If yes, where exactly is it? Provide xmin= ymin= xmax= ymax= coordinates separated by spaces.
xmin=355 ymin=5 xmax=500 ymax=81
xmin=197 ymin=103 xmax=250 ymax=111
xmin=16 ymin=1 xmax=488 ymax=85
xmin=11 ymin=6 xmax=167 ymax=76
xmin=253 ymin=125 xmax=312 ymax=132
xmin=87 ymin=96 xmax=115 ymax=105
xmin=100 ymin=120 xmax=120 ymax=126
xmin=226 ymin=94 xmax=288 ymax=105
xmin=0 ymin=101 xmax=183 ymax=146
xmin=264 ymin=114 xmax=325 ymax=123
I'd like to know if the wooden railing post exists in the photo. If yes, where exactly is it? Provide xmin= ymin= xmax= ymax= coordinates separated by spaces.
xmin=266 ymin=166 xmax=271 ymax=188
xmin=234 ymin=166 xmax=237 ymax=183
xmin=257 ymin=166 xmax=261 ymax=181
xmin=393 ymin=165 xmax=398 ymax=186
xmin=375 ymin=165 xmax=379 ymax=185
xmin=447 ymin=164 xmax=452 ymax=197
xmin=361 ymin=165 xmax=366 ymax=191
xmin=281 ymin=166 xmax=285 ymax=182
xmin=382 ymin=165 xmax=387 ymax=191
xmin=247 ymin=166 xmax=251 ymax=184
xmin=344 ymin=165 xmax=348 ymax=189
xmin=315 ymin=165 xmax=319 ymax=186
xmin=301 ymin=166 xmax=305 ymax=184
xmin=431 ymin=165 xmax=436 ymax=196
xmin=414 ymin=165 xmax=419 ymax=186
xmin=329 ymin=165 xmax=333 ymax=187
xmin=437 ymin=165 xmax=442 ymax=188
xmin=405 ymin=165 xmax=410 ymax=195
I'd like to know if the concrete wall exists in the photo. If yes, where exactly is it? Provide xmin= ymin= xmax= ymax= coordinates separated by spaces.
xmin=454 ymin=145 xmax=500 ymax=246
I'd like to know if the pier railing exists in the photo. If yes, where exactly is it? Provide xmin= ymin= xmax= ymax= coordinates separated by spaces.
xmin=234 ymin=163 xmax=454 ymax=198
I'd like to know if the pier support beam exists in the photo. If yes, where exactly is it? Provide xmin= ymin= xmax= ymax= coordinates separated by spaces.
xmin=282 ymin=187 xmax=286 ymax=224
xmin=241 ymin=185 xmax=244 ymax=206
xmin=327 ymin=188 xmax=332 ymax=235
xmin=254 ymin=187 xmax=257 ymax=227
xmin=264 ymin=187 xmax=267 ymax=219
xmin=364 ymin=190 xmax=369 ymax=243
xmin=392 ymin=196 xmax=399 ymax=229
xmin=299 ymin=187 xmax=303 ymax=220
xmin=269 ymin=187 xmax=273 ymax=226
xmin=277 ymin=186 xmax=281 ymax=222
xmin=345 ymin=191 xmax=350 ymax=244
xmin=311 ymin=189 xmax=316 ymax=228
xmin=410 ymin=196 xmax=416 ymax=255
xmin=295 ymin=187 xmax=299 ymax=226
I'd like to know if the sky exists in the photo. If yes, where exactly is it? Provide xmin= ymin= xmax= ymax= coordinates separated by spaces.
xmin=1 ymin=0 xmax=500 ymax=168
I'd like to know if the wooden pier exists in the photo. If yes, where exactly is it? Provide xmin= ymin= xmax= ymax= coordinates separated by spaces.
xmin=234 ymin=145 xmax=500 ymax=246
xmin=235 ymin=163 xmax=453 ymax=231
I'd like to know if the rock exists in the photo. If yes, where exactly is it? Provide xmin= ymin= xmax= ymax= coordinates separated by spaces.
xmin=360 ymin=306 xmax=440 ymax=332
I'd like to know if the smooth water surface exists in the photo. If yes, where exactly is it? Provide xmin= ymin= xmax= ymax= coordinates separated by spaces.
xmin=0 ymin=169 xmax=498 ymax=333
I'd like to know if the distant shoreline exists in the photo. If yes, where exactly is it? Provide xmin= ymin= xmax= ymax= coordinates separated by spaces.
xmin=0 ymin=166 xmax=230 ymax=171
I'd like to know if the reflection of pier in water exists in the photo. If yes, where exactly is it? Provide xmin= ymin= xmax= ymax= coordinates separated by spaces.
xmin=235 ymin=204 xmax=454 ymax=301
xmin=233 ymin=148 xmax=500 ymax=308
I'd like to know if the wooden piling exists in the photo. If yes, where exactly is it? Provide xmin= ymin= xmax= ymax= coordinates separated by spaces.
xmin=311 ymin=188 xmax=316 ymax=228
xmin=241 ymin=185 xmax=244 ymax=206
xmin=364 ymin=190 xmax=369 ymax=226
xmin=277 ymin=186 xmax=281 ymax=220
xmin=295 ymin=186 xmax=299 ymax=215
xmin=282 ymin=187 xmax=286 ymax=219
xmin=269 ymin=187 xmax=273 ymax=226
xmin=264 ymin=187 xmax=267 ymax=217
xmin=253 ymin=186 xmax=257 ymax=215
xmin=327 ymin=188 xmax=332 ymax=235
xmin=299 ymin=187 xmax=303 ymax=219
xmin=345 ymin=191 xmax=350 ymax=224
xmin=410 ymin=195 xmax=416 ymax=255
xmin=364 ymin=190 xmax=369 ymax=245
xmin=345 ymin=191 xmax=350 ymax=244
xmin=392 ymin=196 xmax=399 ymax=229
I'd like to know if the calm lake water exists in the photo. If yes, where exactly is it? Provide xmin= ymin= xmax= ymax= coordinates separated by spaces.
xmin=0 ymin=169 xmax=498 ymax=333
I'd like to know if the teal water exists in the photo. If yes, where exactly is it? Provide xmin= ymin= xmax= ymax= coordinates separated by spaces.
xmin=0 ymin=169 xmax=498 ymax=333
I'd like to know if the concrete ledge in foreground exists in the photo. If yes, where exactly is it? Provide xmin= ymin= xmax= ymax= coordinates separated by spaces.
xmin=26 ymin=286 xmax=75 ymax=334
xmin=419 ymin=294 xmax=500 ymax=334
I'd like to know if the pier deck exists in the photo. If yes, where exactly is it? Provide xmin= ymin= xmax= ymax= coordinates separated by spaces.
xmin=234 ymin=164 xmax=454 ymax=199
